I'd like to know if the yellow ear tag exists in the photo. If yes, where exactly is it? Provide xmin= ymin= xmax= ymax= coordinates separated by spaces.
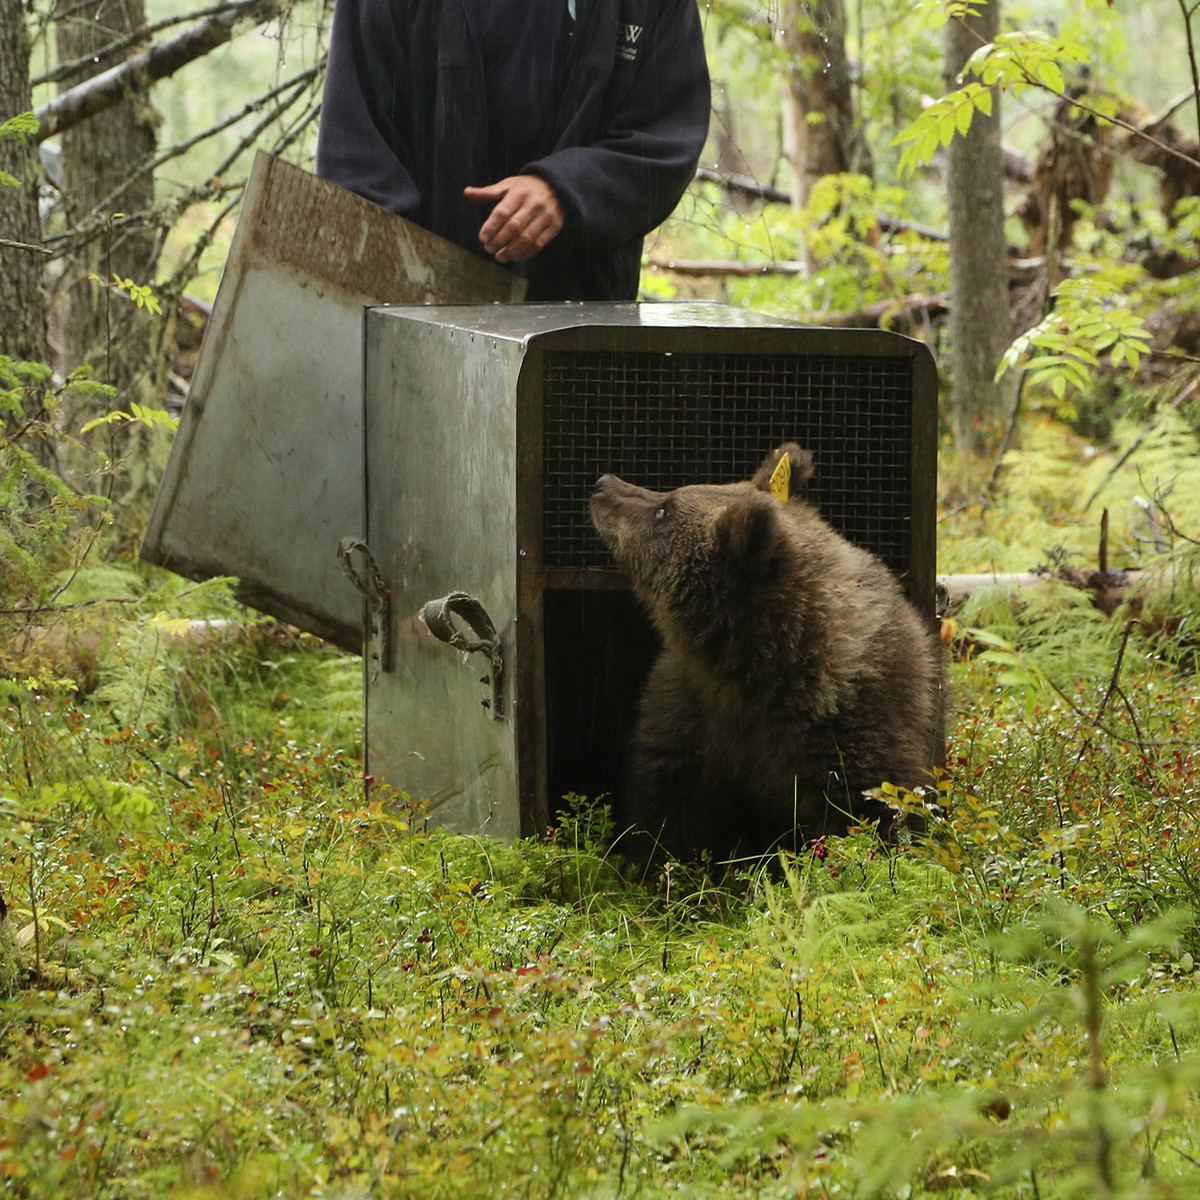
xmin=768 ymin=454 xmax=791 ymax=503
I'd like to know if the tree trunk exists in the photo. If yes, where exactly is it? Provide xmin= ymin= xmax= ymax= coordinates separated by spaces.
xmin=0 ymin=0 xmax=49 ymax=368
xmin=56 ymin=0 xmax=165 ymax=509
xmin=779 ymin=0 xmax=873 ymax=207
xmin=945 ymin=2 xmax=1015 ymax=456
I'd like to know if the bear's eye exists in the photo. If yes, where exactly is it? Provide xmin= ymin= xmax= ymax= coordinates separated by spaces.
xmin=654 ymin=505 xmax=669 ymax=522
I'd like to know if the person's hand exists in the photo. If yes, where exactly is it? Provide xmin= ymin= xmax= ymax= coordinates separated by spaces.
xmin=463 ymin=175 xmax=564 ymax=264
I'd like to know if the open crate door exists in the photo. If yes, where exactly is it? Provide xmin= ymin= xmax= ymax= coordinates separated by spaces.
xmin=140 ymin=152 xmax=525 ymax=652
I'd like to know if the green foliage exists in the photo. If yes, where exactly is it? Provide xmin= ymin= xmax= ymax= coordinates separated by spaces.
xmin=893 ymin=29 xmax=1091 ymax=173
xmin=0 ymin=113 xmax=38 ymax=145
xmin=658 ymin=173 xmax=948 ymax=318
xmin=1 ymin=358 xmax=113 ymax=627
xmin=893 ymin=81 xmax=995 ymax=174
xmin=85 ymin=274 xmax=164 ymax=319
xmin=998 ymin=275 xmax=1153 ymax=402
xmin=660 ymin=902 xmax=1200 ymax=1199
xmin=1 ymin=470 xmax=1198 ymax=1197
xmin=938 ymin=410 xmax=1200 ymax=573
xmin=79 ymin=401 xmax=176 ymax=436
xmin=3 ymin=337 xmax=1200 ymax=1198
xmin=964 ymin=30 xmax=1092 ymax=97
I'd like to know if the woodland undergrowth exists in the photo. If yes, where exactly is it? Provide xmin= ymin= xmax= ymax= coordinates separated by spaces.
xmin=1 ymin=354 xmax=1199 ymax=1197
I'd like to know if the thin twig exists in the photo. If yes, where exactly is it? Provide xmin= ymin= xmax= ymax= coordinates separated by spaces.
xmin=28 ymin=860 xmax=41 ymax=981
xmin=1178 ymin=0 xmax=1200 ymax=149
xmin=1094 ymin=618 xmax=1135 ymax=730
xmin=44 ymin=72 xmax=319 ymax=268
xmin=79 ymin=63 xmax=323 ymax=228
xmin=0 ymin=237 xmax=54 ymax=257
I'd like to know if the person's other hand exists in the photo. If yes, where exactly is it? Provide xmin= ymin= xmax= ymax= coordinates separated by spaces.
xmin=463 ymin=175 xmax=564 ymax=263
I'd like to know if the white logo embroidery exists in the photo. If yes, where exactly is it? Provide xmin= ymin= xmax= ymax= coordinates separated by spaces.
xmin=619 ymin=23 xmax=644 ymax=61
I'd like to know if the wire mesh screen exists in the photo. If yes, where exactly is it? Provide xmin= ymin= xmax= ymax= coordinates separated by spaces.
xmin=542 ymin=351 xmax=916 ymax=575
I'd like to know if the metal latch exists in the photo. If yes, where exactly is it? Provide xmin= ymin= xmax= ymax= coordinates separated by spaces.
xmin=420 ymin=592 xmax=505 ymax=720
xmin=337 ymin=537 xmax=392 ymax=680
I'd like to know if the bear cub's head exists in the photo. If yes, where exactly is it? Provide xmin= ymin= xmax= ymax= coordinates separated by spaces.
xmin=589 ymin=444 xmax=814 ymax=620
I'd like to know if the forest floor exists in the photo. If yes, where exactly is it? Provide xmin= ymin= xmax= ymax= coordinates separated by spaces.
xmin=1 ymin=415 xmax=1199 ymax=1198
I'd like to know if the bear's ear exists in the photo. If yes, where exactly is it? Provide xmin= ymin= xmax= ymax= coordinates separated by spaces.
xmin=715 ymin=491 xmax=782 ymax=565
xmin=751 ymin=443 xmax=814 ymax=501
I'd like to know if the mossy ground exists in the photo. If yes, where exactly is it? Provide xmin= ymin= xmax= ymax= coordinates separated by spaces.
xmin=2 ymin=417 xmax=1199 ymax=1198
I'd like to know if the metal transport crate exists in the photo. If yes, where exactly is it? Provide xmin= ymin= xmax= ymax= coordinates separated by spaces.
xmin=140 ymin=152 xmax=524 ymax=651
xmin=360 ymin=303 xmax=938 ymax=839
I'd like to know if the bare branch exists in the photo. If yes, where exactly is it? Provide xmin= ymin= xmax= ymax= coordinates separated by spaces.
xmin=694 ymin=165 xmax=792 ymax=205
xmin=0 ymin=236 xmax=53 ymax=257
xmin=647 ymin=256 xmax=807 ymax=277
xmin=32 ymin=3 xmax=256 ymax=88
xmin=1146 ymin=85 xmax=1200 ymax=128
xmin=33 ymin=0 xmax=284 ymax=143
xmin=85 ymin=63 xmax=323 ymax=235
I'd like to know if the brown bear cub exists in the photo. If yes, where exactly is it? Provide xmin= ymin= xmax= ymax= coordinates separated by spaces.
xmin=590 ymin=444 xmax=941 ymax=873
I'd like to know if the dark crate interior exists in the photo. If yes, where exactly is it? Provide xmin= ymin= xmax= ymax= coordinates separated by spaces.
xmin=542 ymin=589 xmax=659 ymax=820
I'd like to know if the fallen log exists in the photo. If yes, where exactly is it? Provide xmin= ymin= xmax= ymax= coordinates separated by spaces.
xmin=938 ymin=567 xmax=1147 ymax=618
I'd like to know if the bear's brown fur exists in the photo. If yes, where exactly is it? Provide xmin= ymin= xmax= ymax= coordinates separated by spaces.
xmin=589 ymin=444 xmax=941 ymax=871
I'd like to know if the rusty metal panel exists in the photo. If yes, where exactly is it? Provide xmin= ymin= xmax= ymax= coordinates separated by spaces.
xmin=140 ymin=151 xmax=525 ymax=652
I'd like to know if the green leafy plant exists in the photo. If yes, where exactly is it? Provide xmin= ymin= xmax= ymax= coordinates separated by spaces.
xmin=86 ymin=272 xmax=164 ymax=317
xmin=998 ymin=275 xmax=1154 ymax=402
xmin=892 ymin=29 xmax=1092 ymax=174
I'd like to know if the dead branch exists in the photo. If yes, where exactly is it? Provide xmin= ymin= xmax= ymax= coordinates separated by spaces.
xmin=32 ymin=2 xmax=256 ymax=89
xmin=646 ymin=256 xmax=806 ymax=277
xmin=82 ymin=64 xmax=323 ymax=239
xmin=0 ymin=236 xmax=53 ymax=257
xmin=694 ymin=166 xmax=791 ymax=205
xmin=33 ymin=0 xmax=283 ymax=143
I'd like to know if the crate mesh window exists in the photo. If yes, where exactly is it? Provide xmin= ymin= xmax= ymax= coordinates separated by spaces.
xmin=542 ymin=351 xmax=915 ymax=575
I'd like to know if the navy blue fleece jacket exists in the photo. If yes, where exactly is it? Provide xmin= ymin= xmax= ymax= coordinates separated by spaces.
xmin=316 ymin=0 xmax=711 ymax=300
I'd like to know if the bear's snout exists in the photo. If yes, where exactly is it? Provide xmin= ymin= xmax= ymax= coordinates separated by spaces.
xmin=593 ymin=474 xmax=614 ymax=494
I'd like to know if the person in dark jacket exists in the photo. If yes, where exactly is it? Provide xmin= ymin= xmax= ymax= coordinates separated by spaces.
xmin=316 ymin=0 xmax=711 ymax=301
